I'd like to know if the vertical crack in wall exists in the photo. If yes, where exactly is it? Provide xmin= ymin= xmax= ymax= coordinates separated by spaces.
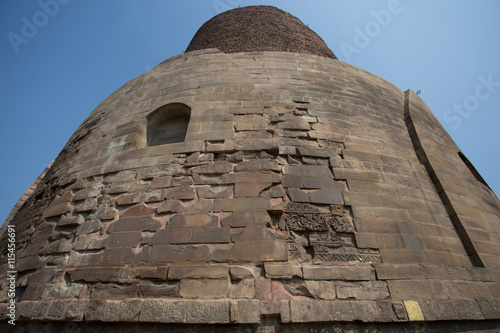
xmin=403 ymin=90 xmax=484 ymax=267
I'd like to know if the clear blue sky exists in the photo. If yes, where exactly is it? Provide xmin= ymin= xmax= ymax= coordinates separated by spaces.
xmin=1 ymin=0 xmax=499 ymax=223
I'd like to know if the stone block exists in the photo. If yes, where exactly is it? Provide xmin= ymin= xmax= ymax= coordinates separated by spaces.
xmin=157 ymin=198 xmax=213 ymax=213
xmin=303 ymin=281 xmax=336 ymax=300
xmin=238 ymin=226 xmax=276 ymax=241
xmin=336 ymin=281 xmax=389 ymax=300
xmin=222 ymin=171 xmax=274 ymax=184
xmin=161 ymin=300 xmax=186 ymax=323
xmin=140 ymin=299 xmax=164 ymax=322
xmin=404 ymin=299 xmax=425 ymax=321
xmin=43 ymin=283 xmax=83 ymax=300
xmin=150 ymin=244 xmax=210 ymax=263
xmin=116 ymin=190 xmax=163 ymax=205
xmin=42 ymin=202 xmax=73 ymax=219
xmin=101 ymin=247 xmax=149 ymax=264
xmin=196 ymin=185 xmax=232 ymax=199
xmin=230 ymin=266 xmax=260 ymax=280
xmin=302 ymin=265 xmax=375 ymax=281
xmin=107 ymin=216 xmax=160 ymax=233
xmin=135 ymin=266 xmax=168 ymax=280
xmin=68 ymin=267 xmax=122 ymax=283
xmin=168 ymin=265 xmax=228 ymax=279
xmin=351 ymin=300 xmax=382 ymax=322
xmin=102 ymin=300 xmax=121 ymax=322
xmin=90 ymin=283 xmax=138 ymax=299
xmin=375 ymin=264 xmax=427 ymax=280
xmin=164 ymin=186 xmax=195 ymax=200
xmin=290 ymin=299 xmax=311 ymax=322
xmin=235 ymin=159 xmax=280 ymax=172
xmin=231 ymin=240 xmax=288 ymax=261
xmin=151 ymin=176 xmax=172 ymax=188
xmin=297 ymin=146 xmax=338 ymax=158
xmin=84 ymin=300 xmax=106 ymax=321
xmin=417 ymin=299 xmax=441 ymax=321
xmin=58 ymin=214 xmax=84 ymax=227
xmin=189 ymin=161 xmax=233 ymax=174
xmin=169 ymin=213 xmax=218 ymax=228
xmin=283 ymin=165 xmax=332 ymax=178
xmin=332 ymin=168 xmax=382 ymax=182
xmin=229 ymin=278 xmax=255 ymax=299
xmin=179 ymin=279 xmax=231 ymax=299
xmin=185 ymin=300 xmax=210 ymax=323
xmin=233 ymin=300 xmax=260 ymax=323
xmin=46 ymin=300 xmax=67 ymax=320
xmin=264 ymin=263 xmax=301 ymax=279
xmin=308 ymin=189 xmax=343 ymax=204
xmin=256 ymin=277 xmax=273 ymax=300
xmin=221 ymin=211 xmax=271 ymax=227
xmin=286 ymin=188 xmax=309 ymax=202
xmin=352 ymin=206 xmax=410 ymax=221
xmin=235 ymin=182 xmax=272 ymax=197
xmin=387 ymin=280 xmax=433 ymax=299
xmin=450 ymin=298 xmax=484 ymax=320
xmin=65 ymin=300 xmax=89 ymax=320
xmin=477 ymin=299 xmax=500 ymax=319
xmin=96 ymin=207 xmax=118 ymax=220
xmin=209 ymin=300 xmax=230 ymax=324
xmin=104 ymin=232 xmax=142 ymax=248
xmin=118 ymin=299 xmax=143 ymax=321
xmin=221 ymin=198 xmax=271 ymax=211
xmin=138 ymin=281 xmax=178 ymax=297
xmin=191 ymin=227 xmax=231 ymax=243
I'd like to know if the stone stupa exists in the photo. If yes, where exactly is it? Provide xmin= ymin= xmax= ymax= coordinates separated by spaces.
xmin=1 ymin=6 xmax=499 ymax=332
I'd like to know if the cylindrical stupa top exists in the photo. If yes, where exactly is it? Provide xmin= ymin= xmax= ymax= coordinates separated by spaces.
xmin=186 ymin=6 xmax=337 ymax=59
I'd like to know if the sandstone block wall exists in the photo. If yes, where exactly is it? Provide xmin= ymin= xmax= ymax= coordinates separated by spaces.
xmin=1 ymin=49 xmax=499 ymax=326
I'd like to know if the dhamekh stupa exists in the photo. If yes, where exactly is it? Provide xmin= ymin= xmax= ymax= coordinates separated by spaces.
xmin=1 ymin=6 xmax=500 ymax=332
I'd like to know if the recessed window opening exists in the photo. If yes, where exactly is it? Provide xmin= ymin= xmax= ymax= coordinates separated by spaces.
xmin=458 ymin=151 xmax=491 ymax=190
xmin=147 ymin=103 xmax=191 ymax=146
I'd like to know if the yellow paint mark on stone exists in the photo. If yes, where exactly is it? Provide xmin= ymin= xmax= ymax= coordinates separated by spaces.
xmin=404 ymin=300 xmax=425 ymax=321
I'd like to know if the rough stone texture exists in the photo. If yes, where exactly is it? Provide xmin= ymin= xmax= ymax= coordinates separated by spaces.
xmin=186 ymin=6 xmax=336 ymax=59
xmin=1 ymin=5 xmax=499 ymax=330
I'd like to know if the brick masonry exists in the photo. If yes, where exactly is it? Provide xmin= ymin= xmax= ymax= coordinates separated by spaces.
xmin=1 ymin=7 xmax=500 ymax=328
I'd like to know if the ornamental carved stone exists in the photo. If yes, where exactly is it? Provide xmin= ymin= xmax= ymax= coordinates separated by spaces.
xmin=279 ymin=203 xmax=381 ymax=263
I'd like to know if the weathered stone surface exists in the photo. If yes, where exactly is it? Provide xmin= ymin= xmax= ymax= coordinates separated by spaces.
xmin=221 ymin=198 xmax=271 ymax=211
xmin=283 ymin=165 xmax=332 ymax=178
xmin=264 ymin=263 xmax=301 ymax=279
xmin=179 ymin=279 xmax=231 ymax=299
xmin=4 ymin=7 xmax=500 ymax=328
xmin=168 ymin=265 xmax=228 ymax=279
xmin=221 ymin=211 xmax=271 ymax=227
xmin=196 ymin=185 xmax=232 ymax=199
xmin=336 ymin=281 xmax=390 ymax=300
xmin=302 ymin=265 xmax=375 ymax=281
xmin=189 ymin=161 xmax=233 ymax=174
xmin=229 ymin=278 xmax=255 ymax=298
xmin=231 ymin=240 xmax=288 ymax=261
xmin=90 ymin=283 xmax=138 ymax=299
xmin=232 ymin=300 xmax=260 ymax=323
xmin=229 ymin=266 xmax=260 ymax=280
xmin=352 ymin=300 xmax=382 ymax=322
xmin=65 ymin=300 xmax=89 ymax=320
xmin=138 ymin=281 xmax=178 ymax=297
xmin=139 ymin=299 xmax=165 ymax=322
xmin=58 ymin=214 xmax=84 ymax=227
xmin=118 ymin=299 xmax=143 ymax=321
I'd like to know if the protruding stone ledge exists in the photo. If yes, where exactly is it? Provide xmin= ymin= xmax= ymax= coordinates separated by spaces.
xmin=3 ymin=297 xmax=500 ymax=324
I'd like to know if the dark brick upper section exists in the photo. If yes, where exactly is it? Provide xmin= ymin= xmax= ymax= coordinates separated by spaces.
xmin=185 ymin=6 xmax=337 ymax=59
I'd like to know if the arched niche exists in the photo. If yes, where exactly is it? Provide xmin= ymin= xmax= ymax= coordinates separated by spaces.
xmin=147 ymin=103 xmax=191 ymax=146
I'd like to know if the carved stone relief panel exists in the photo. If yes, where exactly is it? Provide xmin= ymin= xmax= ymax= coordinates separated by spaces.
xmin=279 ymin=203 xmax=381 ymax=263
